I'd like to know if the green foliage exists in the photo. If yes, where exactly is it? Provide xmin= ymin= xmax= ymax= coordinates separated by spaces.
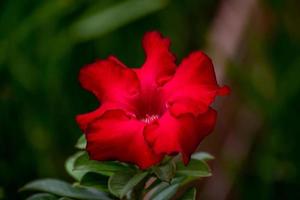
xmin=151 ymin=183 xmax=180 ymax=200
xmin=22 ymin=148 xmax=213 ymax=200
xmin=153 ymin=159 xmax=176 ymax=182
xmin=65 ymin=151 xmax=86 ymax=181
xmin=74 ymin=152 xmax=130 ymax=176
xmin=21 ymin=179 xmax=111 ymax=200
xmin=147 ymin=177 xmax=184 ymax=200
xmin=108 ymin=171 xmax=148 ymax=199
xmin=176 ymin=160 xmax=211 ymax=178
xmin=191 ymin=152 xmax=214 ymax=161
xmin=75 ymin=136 xmax=86 ymax=150
xmin=118 ymin=172 xmax=148 ymax=198
xmin=26 ymin=193 xmax=57 ymax=200
xmin=80 ymin=173 xmax=109 ymax=192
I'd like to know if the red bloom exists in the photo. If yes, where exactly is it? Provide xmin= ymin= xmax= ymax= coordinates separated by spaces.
xmin=76 ymin=31 xmax=230 ymax=169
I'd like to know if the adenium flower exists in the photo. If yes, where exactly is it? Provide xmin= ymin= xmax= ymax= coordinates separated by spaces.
xmin=76 ymin=31 xmax=229 ymax=169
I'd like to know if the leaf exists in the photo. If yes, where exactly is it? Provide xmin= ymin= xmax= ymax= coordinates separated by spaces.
xmin=74 ymin=152 xmax=129 ymax=176
xmin=65 ymin=151 xmax=86 ymax=181
xmin=176 ymin=160 xmax=211 ymax=178
xmin=20 ymin=179 xmax=111 ymax=200
xmin=75 ymin=135 xmax=86 ymax=149
xmin=70 ymin=0 xmax=169 ymax=41
xmin=154 ymin=161 xmax=176 ymax=182
xmin=150 ymin=183 xmax=180 ymax=200
xmin=120 ymin=172 xmax=148 ymax=198
xmin=179 ymin=187 xmax=197 ymax=200
xmin=191 ymin=152 xmax=214 ymax=161
xmin=26 ymin=193 xmax=58 ymax=200
xmin=108 ymin=170 xmax=147 ymax=198
xmin=147 ymin=177 xmax=183 ymax=200
xmin=80 ymin=172 xmax=109 ymax=192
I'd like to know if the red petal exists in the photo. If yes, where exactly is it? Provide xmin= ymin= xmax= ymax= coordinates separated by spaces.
xmin=163 ymin=51 xmax=229 ymax=116
xmin=136 ymin=31 xmax=176 ymax=89
xmin=77 ymin=56 xmax=140 ymax=131
xmin=79 ymin=56 xmax=140 ymax=103
xmin=85 ymin=110 xmax=162 ymax=169
xmin=144 ymin=108 xmax=217 ymax=164
xmin=76 ymin=102 xmax=132 ymax=131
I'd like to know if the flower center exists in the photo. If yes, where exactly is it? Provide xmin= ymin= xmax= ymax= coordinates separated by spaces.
xmin=141 ymin=114 xmax=159 ymax=124
xmin=134 ymin=86 xmax=166 ymax=124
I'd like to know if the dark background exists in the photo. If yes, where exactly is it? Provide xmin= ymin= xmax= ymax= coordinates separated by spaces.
xmin=0 ymin=0 xmax=299 ymax=199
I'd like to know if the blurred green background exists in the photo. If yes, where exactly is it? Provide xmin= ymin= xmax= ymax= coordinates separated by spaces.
xmin=0 ymin=0 xmax=299 ymax=199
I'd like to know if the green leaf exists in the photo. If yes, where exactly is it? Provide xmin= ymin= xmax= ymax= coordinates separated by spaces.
xmin=20 ymin=179 xmax=111 ymax=200
xmin=180 ymin=187 xmax=197 ymax=200
xmin=176 ymin=160 xmax=211 ymax=178
xmin=154 ymin=161 xmax=176 ymax=182
xmin=70 ymin=0 xmax=169 ymax=41
xmin=150 ymin=183 xmax=180 ymax=200
xmin=80 ymin=172 xmax=109 ymax=192
xmin=65 ymin=151 xmax=86 ymax=181
xmin=74 ymin=152 xmax=129 ymax=176
xmin=108 ymin=170 xmax=147 ymax=198
xmin=26 ymin=193 xmax=58 ymax=200
xmin=75 ymin=135 xmax=86 ymax=149
xmin=147 ymin=177 xmax=183 ymax=200
xmin=120 ymin=171 xmax=148 ymax=198
xmin=191 ymin=152 xmax=214 ymax=161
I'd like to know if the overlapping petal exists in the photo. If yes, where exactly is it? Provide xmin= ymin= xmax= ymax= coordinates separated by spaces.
xmin=133 ymin=31 xmax=177 ymax=118
xmin=76 ymin=102 xmax=124 ymax=131
xmin=163 ymin=51 xmax=230 ymax=117
xmin=144 ymin=108 xmax=217 ymax=164
xmin=85 ymin=110 xmax=162 ymax=169
xmin=76 ymin=56 xmax=140 ymax=131
xmin=136 ymin=31 xmax=176 ymax=89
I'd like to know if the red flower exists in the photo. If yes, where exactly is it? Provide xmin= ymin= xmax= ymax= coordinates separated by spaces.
xmin=76 ymin=31 xmax=230 ymax=169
